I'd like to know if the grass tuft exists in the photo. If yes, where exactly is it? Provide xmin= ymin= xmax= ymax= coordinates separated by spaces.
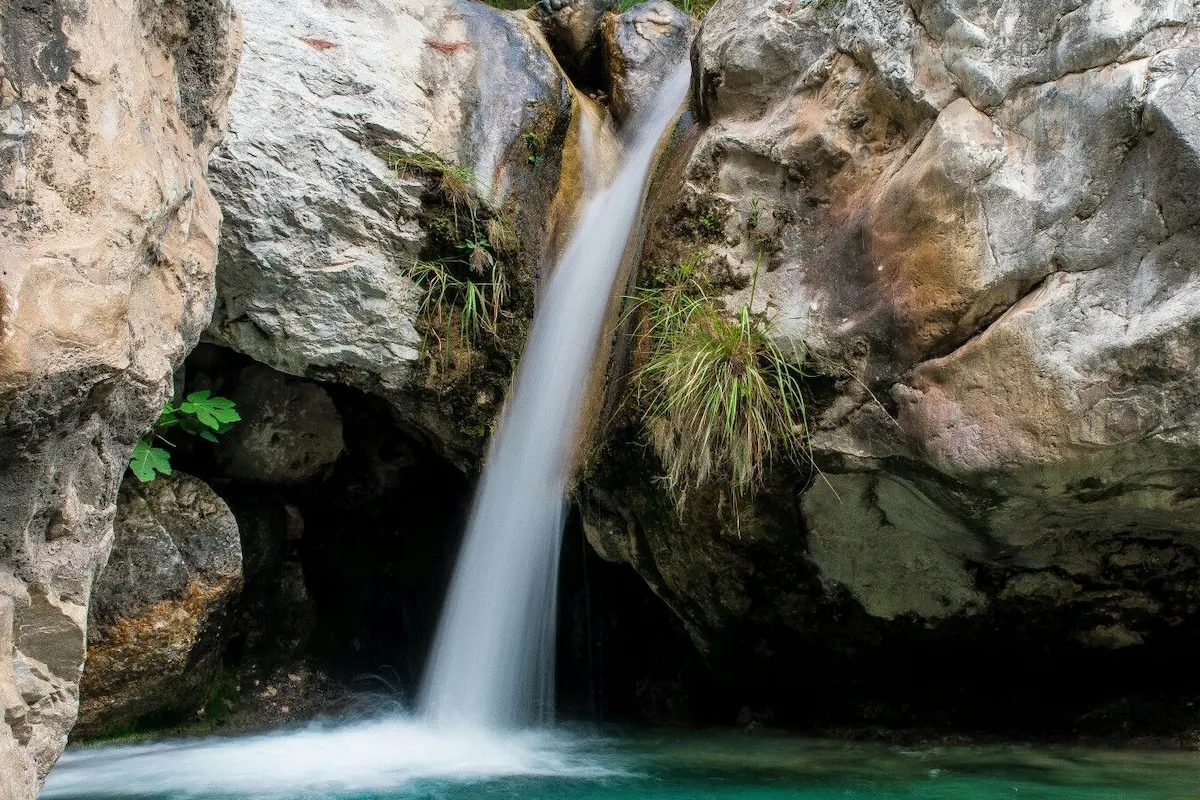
xmin=392 ymin=149 xmax=514 ymax=368
xmin=632 ymin=253 xmax=808 ymax=507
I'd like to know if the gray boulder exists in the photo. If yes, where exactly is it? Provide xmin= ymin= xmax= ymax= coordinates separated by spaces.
xmin=206 ymin=0 xmax=575 ymax=402
xmin=77 ymin=473 xmax=242 ymax=737
xmin=214 ymin=364 xmax=345 ymax=485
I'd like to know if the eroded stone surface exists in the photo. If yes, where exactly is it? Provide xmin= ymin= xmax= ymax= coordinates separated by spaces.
xmin=77 ymin=473 xmax=242 ymax=737
xmin=537 ymin=0 xmax=618 ymax=76
xmin=0 ymin=1 xmax=239 ymax=794
xmin=602 ymin=1 xmax=694 ymax=125
xmin=212 ymin=363 xmax=345 ymax=485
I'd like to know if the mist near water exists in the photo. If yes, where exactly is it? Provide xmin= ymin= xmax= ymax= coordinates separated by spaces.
xmin=41 ymin=717 xmax=624 ymax=799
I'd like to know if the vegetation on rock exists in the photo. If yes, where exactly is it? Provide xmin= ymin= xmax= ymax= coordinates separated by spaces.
xmin=129 ymin=392 xmax=241 ymax=482
xmin=390 ymin=150 xmax=520 ymax=369
xmin=630 ymin=253 xmax=808 ymax=507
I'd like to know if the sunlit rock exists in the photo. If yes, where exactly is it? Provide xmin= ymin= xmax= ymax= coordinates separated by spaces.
xmin=206 ymin=0 xmax=575 ymax=402
xmin=0 ymin=0 xmax=240 ymax=794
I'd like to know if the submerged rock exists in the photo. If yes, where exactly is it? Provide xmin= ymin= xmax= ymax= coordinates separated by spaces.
xmin=602 ymin=1 xmax=694 ymax=124
xmin=77 ymin=473 xmax=242 ymax=738
xmin=0 ymin=0 xmax=239 ymax=794
xmin=586 ymin=0 xmax=1200 ymax=725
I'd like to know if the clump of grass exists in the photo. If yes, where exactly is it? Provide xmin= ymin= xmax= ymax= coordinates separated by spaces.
xmin=408 ymin=252 xmax=508 ymax=345
xmin=392 ymin=149 xmax=516 ymax=367
xmin=391 ymin=151 xmax=477 ymax=221
xmin=632 ymin=254 xmax=808 ymax=507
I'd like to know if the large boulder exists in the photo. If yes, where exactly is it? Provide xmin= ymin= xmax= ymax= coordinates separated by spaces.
xmin=585 ymin=0 xmax=1200 ymax=722
xmin=0 ymin=1 xmax=239 ymax=795
xmin=205 ymin=0 xmax=577 ymax=422
xmin=76 ymin=473 xmax=242 ymax=737
xmin=602 ymin=1 xmax=694 ymax=124
xmin=211 ymin=363 xmax=345 ymax=485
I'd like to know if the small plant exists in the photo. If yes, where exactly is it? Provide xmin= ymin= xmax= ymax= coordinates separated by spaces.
xmin=521 ymin=130 xmax=546 ymax=166
xmin=408 ymin=256 xmax=507 ymax=344
xmin=632 ymin=255 xmax=807 ymax=506
xmin=747 ymin=197 xmax=762 ymax=230
xmin=391 ymin=151 xmax=477 ymax=221
xmin=128 ymin=391 xmax=241 ymax=482
xmin=390 ymin=146 xmax=521 ymax=376
xmin=698 ymin=210 xmax=719 ymax=234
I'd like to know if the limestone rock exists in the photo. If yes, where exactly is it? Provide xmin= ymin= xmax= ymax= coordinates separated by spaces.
xmin=602 ymin=1 xmax=694 ymax=124
xmin=588 ymin=0 xmax=1200 ymax=677
xmin=0 ymin=0 xmax=239 ymax=795
xmin=206 ymin=0 xmax=574 ymax=401
xmin=213 ymin=364 xmax=345 ymax=485
xmin=77 ymin=473 xmax=242 ymax=737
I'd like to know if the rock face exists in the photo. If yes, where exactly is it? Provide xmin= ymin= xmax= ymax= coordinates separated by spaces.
xmin=206 ymin=0 xmax=575 ymax=406
xmin=212 ymin=363 xmax=345 ymax=485
xmin=77 ymin=473 xmax=242 ymax=737
xmin=585 ymin=0 xmax=1200 ymax=721
xmin=537 ymin=0 xmax=618 ymax=78
xmin=0 ymin=1 xmax=239 ymax=795
xmin=602 ymin=1 xmax=694 ymax=124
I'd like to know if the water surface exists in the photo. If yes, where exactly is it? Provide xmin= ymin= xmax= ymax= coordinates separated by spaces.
xmin=42 ymin=719 xmax=1200 ymax=800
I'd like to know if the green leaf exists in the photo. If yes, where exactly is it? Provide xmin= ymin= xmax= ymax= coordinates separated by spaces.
xmin=156 ymin=402 xmax=180 ymax=429
xmin=129 ymin=440 xmax=173 ymax=482
xmin=179 ymin=391 xmax=239 ymax=431
xmin=198 ymin=429 xmax=219 ymax=443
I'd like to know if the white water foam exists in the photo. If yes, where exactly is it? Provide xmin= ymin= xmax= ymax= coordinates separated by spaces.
xmin=41 ymin=717 xmax=624 ymax=799
xmin=418 ymin=64 xmax=692 ymax=728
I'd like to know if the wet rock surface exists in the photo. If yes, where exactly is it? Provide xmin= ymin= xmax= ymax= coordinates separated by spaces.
xmin=76 ymin=474 xmax=242 ymax=738
xmin=536 ymin=0 xmax=618 ymax=81
xmin=0 ymin=0 xmax=239 ymax=794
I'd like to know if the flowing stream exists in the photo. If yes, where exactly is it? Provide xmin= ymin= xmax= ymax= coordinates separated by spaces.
xmin=418 ymin=64 xmax=691 ymax=728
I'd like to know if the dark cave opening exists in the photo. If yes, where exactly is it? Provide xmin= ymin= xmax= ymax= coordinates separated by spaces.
xmin=173 ymin=344 xmax=693 ymax=723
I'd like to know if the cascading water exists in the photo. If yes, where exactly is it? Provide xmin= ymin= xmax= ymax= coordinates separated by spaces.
xmin=39 ymin=65 xmax=691 ymax=800
xmin=419 ymin=64 xmax=691 ymax=729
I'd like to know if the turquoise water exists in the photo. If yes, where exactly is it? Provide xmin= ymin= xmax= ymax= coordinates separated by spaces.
xmin=41 ymin=720 xmax=1200 ymax=800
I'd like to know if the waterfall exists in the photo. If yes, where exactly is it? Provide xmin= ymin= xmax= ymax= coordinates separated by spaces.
xmin=419 ymin=65 xmax=691 ymax=729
